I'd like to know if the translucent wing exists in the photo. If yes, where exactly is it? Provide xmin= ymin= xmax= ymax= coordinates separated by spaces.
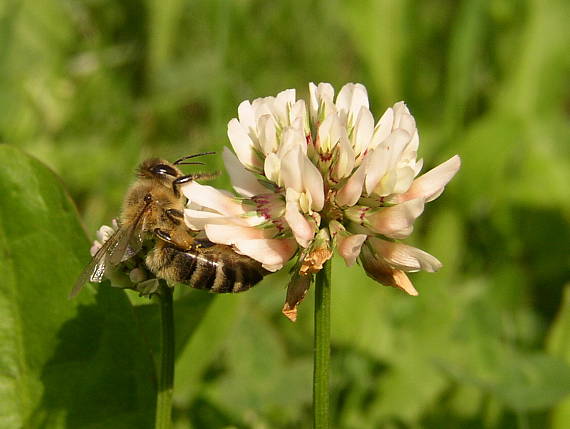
xmin=107 ymin=221 xmax=141 ymax=266
xmin=68 ymin=228 xmax=126 ymax=299
xmin=69 ymin=198 xmax=153 ymax=299
xmin=107 ymin=199 xmax=152 ymax=266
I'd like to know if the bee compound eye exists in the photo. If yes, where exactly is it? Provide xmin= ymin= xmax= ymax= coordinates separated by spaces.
xmin=154 ymin=228 xmax=172 ymax=242
xmin=144 ymin=194 xmax=153 ymax=203
xmin=150 ymin=163 xmax=178 ymax=177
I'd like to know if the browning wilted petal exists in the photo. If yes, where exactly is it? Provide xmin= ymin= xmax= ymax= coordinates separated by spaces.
xmin=282 ymin=273 xmax=313 ymax=322
xmin=360 ymin=246 xmax=419 ymax=296
xmin=299 ymin=228 xmax=333 ymax=275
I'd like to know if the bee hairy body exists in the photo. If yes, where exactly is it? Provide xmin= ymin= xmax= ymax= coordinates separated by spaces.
xmin=146 ymin=241 xmax=268 ymax=293
xmin=70 ymin=154 xmax=269 ymax=298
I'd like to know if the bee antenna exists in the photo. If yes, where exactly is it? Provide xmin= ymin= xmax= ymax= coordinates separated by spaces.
xmin=173 ymin=151 xmax=216 ymax=165
xmin=175 ymin=161 xmax=206 ymax=166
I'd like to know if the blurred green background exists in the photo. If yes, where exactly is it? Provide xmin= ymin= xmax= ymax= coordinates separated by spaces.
xmin=1 ymin=0 xmax=569 ymax=427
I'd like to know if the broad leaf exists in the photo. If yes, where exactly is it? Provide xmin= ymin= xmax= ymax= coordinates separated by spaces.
xmin=0 ymin=146 xmax=155 ymax=428
xmin=439 ymin=350 xmax=570 ymax=412
xmin=132 ymin=289 xmax=215 ymax=366
xmin=548 ymin=285 xmax=570 ymax=428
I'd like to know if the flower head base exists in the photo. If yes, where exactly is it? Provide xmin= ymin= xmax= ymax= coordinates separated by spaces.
xmin=182 ymin=82 xmax=461 ymax=319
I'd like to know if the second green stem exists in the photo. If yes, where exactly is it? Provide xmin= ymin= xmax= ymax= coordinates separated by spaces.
xmin=155 ymin=281 xmax=175 ymax=429
xmin=313 ymin=259 xmax=331 ymax=429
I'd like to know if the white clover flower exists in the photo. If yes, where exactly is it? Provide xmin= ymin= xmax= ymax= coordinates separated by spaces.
xmin=182 ymin=82 xmax=461 ymax=320
xmin=90 ymin=220 xmax=119 ymax=256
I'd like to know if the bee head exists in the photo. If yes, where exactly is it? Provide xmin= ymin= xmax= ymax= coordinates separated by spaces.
xmin=137 ymin=159 xmax=182 ymax=181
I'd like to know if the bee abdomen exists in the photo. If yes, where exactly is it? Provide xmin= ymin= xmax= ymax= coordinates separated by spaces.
xmin=148 ymin=245 xmax=267 ymax=293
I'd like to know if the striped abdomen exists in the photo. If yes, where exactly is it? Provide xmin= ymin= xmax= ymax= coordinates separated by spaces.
xmin=147 ymin=242 xmax=268 ymax=293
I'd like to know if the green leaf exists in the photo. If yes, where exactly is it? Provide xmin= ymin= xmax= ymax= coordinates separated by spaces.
xmin=548 ymin=285 xmax=570 ymax=428
xmin=132 ymin=289 xmax=215 ymax=369
xmin=340 ymin=0 xmax=407 ymax=104
xmin=0 ymin=145 xmax=155 ymax=428
xmin=371 ymin=357 xmax=447 ymax=424
xmin=498 ymin=0 xmax=570 ymax=115
xmin=453 ymin=112 xmax=524 ymax=212
xmin=548 ymin=285 xmax=570 ymax=361
xmin=442 ymin=0 xmax=485 ymax=138
xmin=173 ymin=295 xmax=241 ymax=405
xmin=439 ymin=350 xmax=570 ymax=412
xmin=204 ymin=310 xmax=312 ymax=425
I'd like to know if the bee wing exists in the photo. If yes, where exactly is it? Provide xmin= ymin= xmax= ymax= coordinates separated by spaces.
xmin=68 ymin=228 xmax=126 ymax=299
xmin=106 ymin=221 xmax=142 ymax=266
xmin=107 ymin=199 xmax=152 ymax=266
xmin=69 ymin=198 xmax=154 ymax=299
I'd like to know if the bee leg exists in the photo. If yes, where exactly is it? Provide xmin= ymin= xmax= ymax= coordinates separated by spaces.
xmin=165 ymin=208 xmax=183 ymax=225
xmin=172 ymin=172 xmax=220 ymax=197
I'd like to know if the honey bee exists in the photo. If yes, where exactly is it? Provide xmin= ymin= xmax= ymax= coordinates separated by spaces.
xmin=70 ymin=153 xmax=269 ymax=298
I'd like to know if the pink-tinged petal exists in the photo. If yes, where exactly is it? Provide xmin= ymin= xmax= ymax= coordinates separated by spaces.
xmin=369 ymin=107 xmax=394 ymax=150
xmin=227 ymin=118 xmax=262 ymax=170
xmin=336 ymin=83 xmax=369 ymax=126
xmin=308 ymin=82 xmax=319 ymax=118
xmin=365 ymin=137 xmax=398 ymax=192
xmin=309 ymin=82 xmax=334 ymax=123
xmin=317 ymin=114 xmax=342 ymax=152
xmin=365 ymin=129 xmax=411 ymax=195
xmin=338 ymin=233 xmax=368 ymax=266
xmin=251 ymin=97 xmax=273 ymax=118
xmin=183 ymin=209 xmax=225 ymax=230
xmin=90 ymin=240 xmax=102 ymax=257
xmin=302 ymin=154 xmax=325 ymax=211
xmin=336 ymin=160 xmax=367 ymax=207
xmin=182 ymin=181 xmax=246 ymax=217
xmin=237 ymin=100 xmax=256 ymax=132
xmin=352 ymin=106 xmax=374 ymax=156
xmin=369 ymin=238 xmax=442 ymax=272
xmin=285 ymin=191 xmax=315 ymax=248
xmin=366 ymin=198 xmax=425 ymax=239
xmin=360 ymin=247 xmax=419 ymax=295
xmin=204 ymin=224 xmax=269 ymax=245
xmin=264 ymin=152 xmax=282 ymax=185
xmin=289 ymin=99 xmax=308 ymax=128
xmin=96 ymin=225 xmax=115 ymax=243
xmin=333 ymin=136 xmax=356 ymax=181
xmin=281 ymin=142 xmax=322 ymax=208
xmin=223 ymin=147 xmax=267 ymax=197
xmin=405 ymin=130 xmax=419 ymax=157
xmin=392 ymin=102 xmax=411 ymax=129
xmin=234 ymin=238 xmax=297 ymax=272
xmin=281 ymin=146 xmax=304 ymax=192
xmin=185 ymin=207 xmax=265 ymax=229
xmin=393 ymin=102 xmax=416 ymax=135
xmin=398 ymin=115 xmax=416 ymax=135
xmin=257 ymin=114 xmax=278 ymax=155
xmin=270 ymin=89 xmax=296 ymax=125
xmin=392 ymin=166 xmax=416 ymax=195
xmin=277 ymin=88 xmax=296 ymax=105
xmin=414 ymin=158 xmax=424 ymax=177
xmin=279 ymin=125 xmax=307 ymax=157
xmin=395 ymin=155 xmax=461 ymax=203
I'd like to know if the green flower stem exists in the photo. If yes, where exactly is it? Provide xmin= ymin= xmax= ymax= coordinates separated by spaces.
xmin=155 ymin=280 xmax=175 ymax=429
xmin=313 ymin=259 xmax=331 ymax=429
